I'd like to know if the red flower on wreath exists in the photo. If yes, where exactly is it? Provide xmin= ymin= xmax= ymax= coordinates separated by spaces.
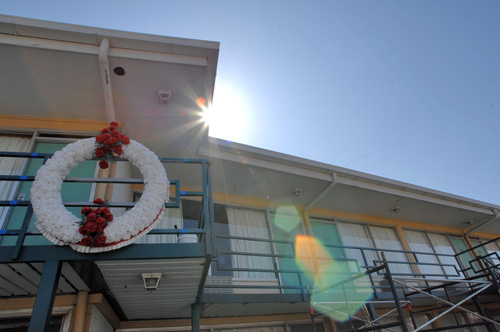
xmin=95 ymin=121 xmax=130 ymax=169
xmin=81 ymin=236 xmax=93 ymax=246
xmin=94 ymin=198 xmax=105 ymax=205
xmin=95 ymin=148 xmax=106 ymax=158
xmin=94 ymin=235 xmax=107 ymax=246
xmin=78 ymin=198 xmax=113 ymax=247
xmin=99 ymin=160 xmax=109 ymax=169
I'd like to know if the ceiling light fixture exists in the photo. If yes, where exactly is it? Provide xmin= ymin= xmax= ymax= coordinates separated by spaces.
xmin=141 ymin=273 xmax=162 ymax=290
xmin=158 ymin=90 xmax=171 ymax=104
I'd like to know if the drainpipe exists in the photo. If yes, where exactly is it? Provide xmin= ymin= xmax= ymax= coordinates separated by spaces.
xmin=302 ymin=172 xmax=338 ymax=236
xmin=304 ymin=172 xmax=338 ymax=212
xmin=98 ymin=38 xmax=115 ymax=123
xmin=466 ymin=209 xmax=499 ymax=235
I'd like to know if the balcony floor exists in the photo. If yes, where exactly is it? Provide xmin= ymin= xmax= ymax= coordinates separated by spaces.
xmin=96 ymin=258 xmax=206 ymax=320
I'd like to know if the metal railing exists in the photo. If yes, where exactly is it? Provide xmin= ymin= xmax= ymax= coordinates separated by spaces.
xmin=455 ymin=236 xmax=500 ymax=293
xmin=0 ymin=151 xmax=215 ymax=259
xmin=210 ymin=233 xmax=465 ymax=298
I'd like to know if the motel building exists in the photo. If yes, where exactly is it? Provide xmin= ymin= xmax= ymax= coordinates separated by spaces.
xmin=0 ymin=15 xmax=500 ymax=332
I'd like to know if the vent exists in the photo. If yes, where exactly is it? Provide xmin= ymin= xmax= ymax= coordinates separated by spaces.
xmin=158 ymin=90 xmax=172 ymax=104
xmin=204 ymin=276 xmax=233 ymax=294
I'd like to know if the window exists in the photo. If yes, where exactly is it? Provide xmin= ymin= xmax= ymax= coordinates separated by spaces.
xmin=0 ymin=134 xmax=32 ymax=227
xmin=405 ymin=229 xmax=443 ymax=277
xmin=210 ymin=204 xmax=276 ymax=280
xmin=134 ymin=194 xmax=184 ymax=244
xmin=336 ymin=221 xmax=377 ymax=270
xmin=473 ymin=238 xmax=500 ymax=268
xmin=335 ymin=222 xmax=412 ymax=276
xmin=427 ymin=233 xmax=462 ymax=277
xmin=227 ymin=206 xmax=274 ymax=279
xmin=404 ymin=230 xmax=461 ymax=279
xmin=369 ymin=225 xmax=412 ymax=276
xmin=1 ymin=140 xmax=98 ymax=246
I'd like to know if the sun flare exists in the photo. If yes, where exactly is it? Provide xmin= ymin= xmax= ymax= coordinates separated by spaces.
xmin=202 ymin=85 xmax=247 ymax=141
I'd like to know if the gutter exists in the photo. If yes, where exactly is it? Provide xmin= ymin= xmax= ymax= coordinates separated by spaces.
xmin=98 ymin=39 xmax=115 ymax=123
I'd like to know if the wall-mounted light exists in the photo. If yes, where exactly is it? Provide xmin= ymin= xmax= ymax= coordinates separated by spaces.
xmin=141 ymin=273 xmax=162 ymax=290
xmin=391 ymin=206 xmax=401 ymax=213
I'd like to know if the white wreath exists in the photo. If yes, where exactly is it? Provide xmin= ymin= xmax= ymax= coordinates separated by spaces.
xmin=31 ymin=138 xmax=169 ymax=253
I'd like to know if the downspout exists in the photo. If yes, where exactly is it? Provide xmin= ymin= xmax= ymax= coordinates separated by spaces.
xmin=98 ymin=38 xmax=116 ymax=123
xmin=304 ymin=172 xmax=338 ymax=212
xmin=302 ymin=172 xmax=338 ymax=236
xmin=466 ymin=209 xmax=499 ymax=235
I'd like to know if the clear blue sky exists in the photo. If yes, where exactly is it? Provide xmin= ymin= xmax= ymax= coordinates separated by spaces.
xmin=2 ymin=1 xmax=500 ymax=205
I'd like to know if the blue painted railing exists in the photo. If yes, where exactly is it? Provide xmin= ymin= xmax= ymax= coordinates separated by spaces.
xmin=0 ymin=151 xmax=215 ymax=259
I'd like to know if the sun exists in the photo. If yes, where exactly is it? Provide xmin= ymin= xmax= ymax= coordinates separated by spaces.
xmin=201 ymin=85 xmax=247 ymax=141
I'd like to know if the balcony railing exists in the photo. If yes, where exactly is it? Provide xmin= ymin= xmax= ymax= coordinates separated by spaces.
xmin=0 ymin=151 xmax=215 ymax=260
xmin=209 ymin=233 xmax=479 ymax=298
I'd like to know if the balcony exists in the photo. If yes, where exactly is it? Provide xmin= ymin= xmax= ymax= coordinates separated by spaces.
xmin=0 ymin=151 xmax=214 ymax=323
xmin=1 ymin=151 xmax=500 ymax=331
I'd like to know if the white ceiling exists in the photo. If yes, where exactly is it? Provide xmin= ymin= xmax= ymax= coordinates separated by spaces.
xmin=0 ymin=15 xmax=219 ymax=160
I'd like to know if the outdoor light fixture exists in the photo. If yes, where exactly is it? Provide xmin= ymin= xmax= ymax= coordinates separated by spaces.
xmin=141 ymin=273 xmax=162 ymax=290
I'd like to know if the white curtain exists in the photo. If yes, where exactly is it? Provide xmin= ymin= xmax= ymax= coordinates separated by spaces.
xmin=427 ymin=233 xmax=463 ymax=278
xmin=136 ymin=201 xmax=183 ymax=244
xmin=227 ymin=207 xmax=275 ymax=279
xmin=0 ymin=135 xmax=31 ymax=226
xmin=405 ymin=230 xmax=443 ymax=277
xmin=370 ymin=226 xmax=413 ymax=276
xmin=337 ymin=222 xmax=378 ymax=269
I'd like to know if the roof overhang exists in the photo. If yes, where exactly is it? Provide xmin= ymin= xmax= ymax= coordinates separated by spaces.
xmin=0 ymin=15 xmax=219 ymax=159
xmin=200 ymin=138 xmax=500 ymax=235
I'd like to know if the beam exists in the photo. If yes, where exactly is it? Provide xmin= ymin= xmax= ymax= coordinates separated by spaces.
xmin=0 ymin=243 xmax=207 ymax=263
xmin=27 ymin=260 xmax=61 ymax=332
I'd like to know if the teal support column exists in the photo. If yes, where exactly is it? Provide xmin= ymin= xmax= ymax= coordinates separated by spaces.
xmin=28 ymin=260 xmax=61 ymax=332
xmin=192 ymin=303 xmax=200 ymax=332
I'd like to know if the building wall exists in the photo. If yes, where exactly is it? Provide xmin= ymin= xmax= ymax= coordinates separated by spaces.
xmin=89 ymin=305 xmax=114 ymax=332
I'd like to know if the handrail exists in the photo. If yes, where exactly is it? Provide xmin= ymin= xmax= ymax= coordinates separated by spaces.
xmin=212 ymin=233 xmax=464 ymax=295
xmin=216 ymin=234 xmax=457 ymax=258
xmin=456 ymin=236 xmax=500 ymax=257
xmin=0 ymin=151 xmax=214 ymax=258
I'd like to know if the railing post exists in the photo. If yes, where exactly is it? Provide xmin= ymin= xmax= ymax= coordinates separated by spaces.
xmin=28 ymin=260 xmax=61 ymax=332
xmin=11 ymin=203 xmax=33 ymax=260
xmin=191 ymin=303 xmax=200 ymax=332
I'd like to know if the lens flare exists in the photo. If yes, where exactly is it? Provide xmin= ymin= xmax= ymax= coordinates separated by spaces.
xmin=295 ymin=235 xmax=373 ymax=322
xmin=271 ymin=204 xmax=302 ymax=232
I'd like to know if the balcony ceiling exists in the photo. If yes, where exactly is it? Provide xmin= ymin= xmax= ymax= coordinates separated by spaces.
xmin=0 ymin=15 xmax=218 ymax=160
xmin=96 ymin=258 xmax=206 ymax=320
xmin=201 ymin=141 xmax=500 ymax=236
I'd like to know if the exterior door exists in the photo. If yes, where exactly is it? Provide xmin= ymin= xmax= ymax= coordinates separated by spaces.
xmin=450 ymin=236 xmax=479 ymax=276
xmin=270 ymin=213 xmax=305 ymax=293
